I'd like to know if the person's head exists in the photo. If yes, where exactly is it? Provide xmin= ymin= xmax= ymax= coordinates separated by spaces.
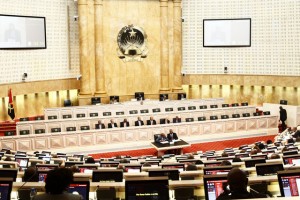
xmin=23 ymin=166 xmax=38 ymax=182
xmin=160 ymin=133 xmax=166 ymax=138
xmin=270 ymin=153 xmax=280 ymax=159
xmin=6 ymin=150 xmax=12 ymax=154
xmin=98 ymin=120 xmax=102 ymax=124
xmin=137 ymin=117 xmax=141 ymax=120
xmin=227 ymin=168 xmax=248 ymax=192
xmin=85 ymin=157 xmax=95 ymax=164
xmin=250 ymin=149 xmax=258 ymax=155
xmin=186 ymin=164 xmax=197 ymax=171
xmin=187 ymin=154 xmax=194 ymax=159
xmin=110 ymin=119 xmax=114 ymax=123
xmin=220 ymin=160 xmax=231 ymax=166
xmin=142 ymin=162 xmax=152 ymax=167
xmin=195 ymin=160 xmax=203 ymax=165
xmin=169 ymin=129 xmax=173 ymax=134
xmin=287 ymin=138 xmax=295 ymax=144
xmin=280 ymin=106 xmax=283 ymax=110
xmin=119 ymin=158 xmax=129 ymax=163
xmin=115 ymin=155 xmax=122 ymax=159
xmin=221 ymin=152 xmax=229 ymax=157
xmin=266 ymin=140 xmax=273 ymax=145
xmin=150 ymin=116 xmax=154 ymax=120
xmin=124 ymin=118 xmax=127 ymax=122
xmin=232 ymin=157 xmax=242 ymax=162
xmin=175 ymin=116 xmax=179 ymax=119
xmin=45 ymin=167 xmax=74 ymax=194
xmin=258 ymin=143 xmax=265 ymax=150
xmin=282 ymin=146 xmax=289 ymax=152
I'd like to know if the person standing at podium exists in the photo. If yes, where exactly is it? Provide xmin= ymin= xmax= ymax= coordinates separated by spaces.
xmin=279 ymin=106 xmax=287 ymax=131
xmin=167 ymin=129 xmax=178 ymax=141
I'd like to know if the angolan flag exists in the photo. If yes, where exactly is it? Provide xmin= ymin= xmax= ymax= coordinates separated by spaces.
xmin=8 ymin=88 xmax=15 ymax=120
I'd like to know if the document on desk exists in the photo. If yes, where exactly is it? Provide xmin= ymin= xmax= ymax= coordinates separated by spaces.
xmin=173 ymin=139 xmax=179 ymax=142
xmin=160 ymin=141 xmax=169 ymax=144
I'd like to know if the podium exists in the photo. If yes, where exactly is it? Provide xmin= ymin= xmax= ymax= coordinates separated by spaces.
xmin=151 ymin=139 xmax=190 ymax=156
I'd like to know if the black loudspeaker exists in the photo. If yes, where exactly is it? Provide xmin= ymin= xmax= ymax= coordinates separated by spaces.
xmin=159 ymin=94 xmax=168 ymax=101
xmin=135 ymin=92 xmax=145 ymax=101
xmin=110 ymin=96 xmax=119 ymax=103
xmin=221 ymin=115 xmax=229 ymax=119
xmin=231 ymin=103 xmax=239 ymax=107
xmin=64 ymin=100 xmax=72 ymax=107
xmin=210 ymin=116 xmax=218 ymax=120
xmin=91 ymin=97 xmax=101 ymax=105
xmin=178 ymin=93 xmax=186 ymax=100
xmin=253 ymin=112 xmax=260 ymax=116
xmin=241 ymin=102 xmax=248 ymax=106
xmin=222 ymin=104 xmax=229 ymax=107
xmin=210 ymin=105 xmax=218 ymax=108
xmin=263 ymin=111 xmax=271 ymax=115
xmin=280 ymin=100 xmax=288 ymax=105
xmin=198 ymin=117 xmax=206 ymax=121
xmin=242 ymin=113 xmax=250 ymax=117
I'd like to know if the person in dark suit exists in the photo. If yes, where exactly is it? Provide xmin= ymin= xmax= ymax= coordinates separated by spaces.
xmin=160 ymin=117 xmax=170 ymax=124
xmin=167 ymin=129 xmax=178 ymax=141
xmin=173 ymin=116 xmax=181 ymax=123
xmin=95 ymin=120 xmax=105 ymax=129
xmin=108 ymin=119 xmax=118 ymax=128
xmin=135 ymin=117 xmax=144 ymax=126
xmin=147 ymin=116 xmax=156 ymax=125
xmin=120 ymin=119 xmax=130 ymax=127
xmin=279 ymin=106 xmax=287 ymax=130
xmin=155 ymin=133 xmax=168 ymax=143
xmin=32 ymin=167 xmax=83 ymax=200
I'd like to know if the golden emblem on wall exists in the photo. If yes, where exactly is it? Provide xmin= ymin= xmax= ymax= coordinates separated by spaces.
xmin=117 ymin=25 xmax=148 ymax=62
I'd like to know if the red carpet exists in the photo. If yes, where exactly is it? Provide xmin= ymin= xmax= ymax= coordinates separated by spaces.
xmin=89 ymin=135 xmax=275 ymax=159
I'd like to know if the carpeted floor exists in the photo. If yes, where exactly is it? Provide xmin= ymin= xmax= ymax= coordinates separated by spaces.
xmin=89 ymin=135 xmax=275 ymax=159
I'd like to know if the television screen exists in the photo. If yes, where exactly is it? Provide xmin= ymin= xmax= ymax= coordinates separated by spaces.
xmin=92 ymin=169 xmax=123 ymax=182
xmin=0 ymin=180 xmax=13 ymax=200
xmin=0 ymin=14 xmax=46 ymax=49
xmin=277 ymin=170 xmax=300 ymax=197
xmin=0 ymin=168 xmax=18 ymax=181
xmin=15 ymin=157 xmax=29 ymax=169
xmin=125 ymin=177 xmax=169 ymax=200
xmin=203 ymin=18 xmax=251 ymax=47
xmin=256 ymin=163 xmax=284 ymax=176
xmin=37 ymin=170 xmax=50 ymax=182
xmin=244 ymin=158 xmax=266 ymax=168
xmin=203 ymin=174 xmax=228 ymax=200
xmin=282 ymin=154 xmax=300 ymax=165
xmin=67 ymin=181 xmax=90 ymax=200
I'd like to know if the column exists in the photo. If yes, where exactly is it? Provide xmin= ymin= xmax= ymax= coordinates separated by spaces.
xmin=78 ymin=0 xmax=91 ymax=96
xmin=94 ymin=0 xmax=106 ymax=95
xmin=160 ymin=0 xmax=170 ymax=92
xmin=173 ymin=0 xmax=183 ymax=92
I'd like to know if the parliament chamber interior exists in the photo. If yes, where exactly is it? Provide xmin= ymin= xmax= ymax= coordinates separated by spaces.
xmin=0 ymin=0 xmax=300 ymax=199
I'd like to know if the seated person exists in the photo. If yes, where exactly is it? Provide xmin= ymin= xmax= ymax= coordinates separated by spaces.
xmin=155 ymin=133 xmax=169 ymax=143
xmin=135 ymin=117 xmax=144 ymax=126
xmin=216 ymin=168 xmax=267 ymax=200
xmin=120 ymin=118 xmax=130 ymax=127
xmin=23 ymin=166 xmax=39 ymax=182
xmin=160 ymin=117 xmax=170 ymax=124
xmin=173 ymin=116 xmax=181 ymax=123
xmin=95 ymin=120 xmax=105 ymax=129
xmin=33 ymin=167 xmax=83 ymax=200
xmin=167 ymin=129 xmax=178 ymax=141
xmin=147 ymin=116 xmax=157 ymax=125
xmin=108 ymin=119 xmax=118 ymax=128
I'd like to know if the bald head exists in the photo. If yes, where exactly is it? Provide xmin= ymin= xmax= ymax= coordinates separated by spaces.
xmin=227 ymin=168 xmax=248 ymax=191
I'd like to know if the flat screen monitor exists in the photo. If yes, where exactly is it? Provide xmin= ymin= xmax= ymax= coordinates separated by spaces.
xmin=41 ymin=151 xmax=51 ymax=156
xmin=203 ymin=166 xmax=232 ymax=175
xmin=161 ymin=163 xmax=185 ymax=172
xmin=256 ymin=163 xmax=284 ymax=176
xmin=148 ymin=169 xmax=180 ymax=180
xmin=37 ymin=170 xmax=50 ymax=182
xmin=91 ymin=97 xmax=101 ymax=105
xmin=283 ymin=150 xmax=299 ymax=156
xmin=73 ymin=154 xmax=84 ymax=161
xmin=277 ymin=170 xmax=300 ymax=197
xmin=15 ymin=157 xmax=29 ymax=169
xmin=0 ymin=168 xmax=18 ymax=181
xmin=282 ymin=154 xmax=300 ymax=165
xmin=123 ymin=164 xmax=142 ymax=173
xmin=135 ymin=92 xmax=145 ymax=101
xmin=67 ymin=181 xmax=90 ymax=200
xmin=203 ymin=174 xmax=228 ymax=200
xmin=36 ymin=164 xmax=59 ymax=171
xmin=76 ymin=164 xmax=98 ymax=173
xmin=280 ymin=100 xmax=288 ymax=105
xmin=244 ymin=158 xmax=266 ymax=168
xmin=92 ymin=169 xmax=123 ymax=182
xmin=38 ymin=156 xmax=51 ymax=163
xmin=0 ymin=179 xmax=13 ymax=200
xmin=16 ymin=151 xmax=27 ymax=155
xmin=125 ymin=177 xmax=169 ymax=200
xmin=65 ymin=161 xmax=84 ymax=168
xmin=203 ymin=18 xmax=251 ymax=47
xmin=0 ymin=14 xmax=46 ymax=49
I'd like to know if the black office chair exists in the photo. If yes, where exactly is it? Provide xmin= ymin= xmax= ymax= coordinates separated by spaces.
xmin=174 ymin=187 xmax=196 ymax=200
xmin=18 ymin=189 xmax=31 ymax=200
xmin=96 ymin=187 xmax=118 ymax=200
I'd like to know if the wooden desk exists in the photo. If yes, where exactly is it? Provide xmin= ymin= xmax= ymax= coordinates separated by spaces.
xmin=151 ymin=139 xmax=191 ymax=156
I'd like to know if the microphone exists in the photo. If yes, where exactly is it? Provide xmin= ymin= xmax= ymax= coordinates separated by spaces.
xmin=17 ymin=167 xmax=38 ymax=199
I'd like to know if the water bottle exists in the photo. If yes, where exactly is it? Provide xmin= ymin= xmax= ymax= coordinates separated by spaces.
xmin=30 ymin=188 xmax=37 ymax=200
